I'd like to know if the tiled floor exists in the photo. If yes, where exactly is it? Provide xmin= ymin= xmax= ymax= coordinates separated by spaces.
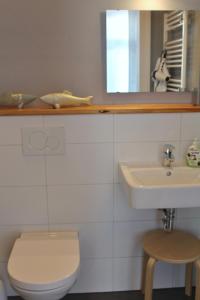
xmin=9 ymin=288 xmax=195 ymax=300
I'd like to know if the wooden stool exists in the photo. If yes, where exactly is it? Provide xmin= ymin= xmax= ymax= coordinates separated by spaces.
xmin=141 ymin=229 xmax=200 ymax=300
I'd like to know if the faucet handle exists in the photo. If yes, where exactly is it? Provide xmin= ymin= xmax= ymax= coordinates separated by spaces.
xmin=162 ymin=144 xmax=175 ymax=167
xmin=163 ymin=144 xmax=175 ymax=152
xmin=163 ymin=144 xmax=175 ymax=161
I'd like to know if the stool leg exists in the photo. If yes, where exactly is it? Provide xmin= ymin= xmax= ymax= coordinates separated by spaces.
xmin=145 ymin=257 xmax=156 ymax=300
xmin=195 ymin=259 xmax=200 ymax=300
xmin=185 ymin=262 xmax=193 ymax=296
xmin=141 ymin=252 xmax=149 ymax=294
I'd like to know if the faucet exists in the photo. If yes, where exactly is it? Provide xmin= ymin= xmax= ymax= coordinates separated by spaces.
xmin=162 ymin=144 xmax=175 ymax=168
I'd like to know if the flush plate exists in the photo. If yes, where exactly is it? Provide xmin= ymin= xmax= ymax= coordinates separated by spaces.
xmin=22 ymin=127 xmax=65 ymax=155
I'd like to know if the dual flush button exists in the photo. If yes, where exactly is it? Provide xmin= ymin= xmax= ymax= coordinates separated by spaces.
xmin=22 ymin=127 xmax=65 ymax=155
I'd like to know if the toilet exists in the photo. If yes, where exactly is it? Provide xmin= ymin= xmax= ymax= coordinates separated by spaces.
xmin=7 ymin=231 xmax=80 ymax=300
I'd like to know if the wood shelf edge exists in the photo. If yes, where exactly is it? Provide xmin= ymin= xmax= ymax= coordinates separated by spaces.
xmin=0 ymin=104 xmax=200 ymax=116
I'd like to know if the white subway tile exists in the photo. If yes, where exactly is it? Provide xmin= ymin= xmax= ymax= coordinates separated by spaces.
xmin=181 ymin=113 xmax=200 ymax=140
xmin=115 ymin=114 xmax=181 ymax=142
xmin=70 ymin=258 xmax=112 ymax=293
xmin=113 ymin=221 xmax=160 ymax=258
xmin=0 ymin=187 xmax=48 ymax=225
xmin=0 ymin=146 xmax=45 ymax=186
xmin=0 ymin=116 xmax=43 ymax=145
xmin=44 ymin=115 xmax=114 ymax=143
xmin=113 ymin=257 xmax=143 ymax=291
xmin=113 ymin=257 xmax=173 ymax=291
xmin=172 ymin=264 xmax=186 ymax=288
xmin=176 ymin=218 xmax=200 ymax=237
xmin=154 ymin=261 xmax=173 ymax=288
xmin=177 ymin=207 xmax=200 ymax=219
xmin=114 ymin=184 xmax=159 ymax=222
xmin=48 ymin=184 xmax=113 ymax=223
xmin=172 ymin=264 xmax=195 ymax=288
xmin=49 ymin=223 xmax=112 ymax=259
xmin=46 ymin=143 xmax=113 ymax=184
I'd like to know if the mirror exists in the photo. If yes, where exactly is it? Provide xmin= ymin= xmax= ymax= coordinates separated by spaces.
xmin=106 ymin=10 xmax=200 ymax=93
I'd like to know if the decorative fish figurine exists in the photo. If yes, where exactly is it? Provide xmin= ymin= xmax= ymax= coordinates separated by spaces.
xmin=0 ymin=92 xmax=37 ymax=108
xmin=40 ymin=90 xmax=93 ymax=109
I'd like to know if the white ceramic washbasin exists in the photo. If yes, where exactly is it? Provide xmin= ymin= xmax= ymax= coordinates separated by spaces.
xmin=119 ymin=163 xmax=200 ymax=209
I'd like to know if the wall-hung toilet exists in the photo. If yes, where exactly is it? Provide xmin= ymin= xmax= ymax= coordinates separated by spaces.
xmin=7 ymin=231 xmax=80 ymax=300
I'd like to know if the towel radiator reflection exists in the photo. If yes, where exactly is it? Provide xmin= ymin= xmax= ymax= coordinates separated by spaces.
xmin=164 ymin=10 xmax=188 ymax=92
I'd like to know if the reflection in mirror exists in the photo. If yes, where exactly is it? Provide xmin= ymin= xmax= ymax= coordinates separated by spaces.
xmin=106 ymin=10 xmax=200 ymax=93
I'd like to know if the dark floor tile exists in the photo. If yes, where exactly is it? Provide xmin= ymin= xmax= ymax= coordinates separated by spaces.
xmin=8 ymin=288 xmax=195 ymax=300
xmin=114 ymin=290 xmax=142 ymax=300
xmin=153 ymin=288 xmax=194 ymax=300
xmin=66 ymin=292 xmax=120 ymax=300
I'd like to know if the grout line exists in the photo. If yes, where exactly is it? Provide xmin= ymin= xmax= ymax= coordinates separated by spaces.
xmin=178 ymin=113 xmax=183 ymax=162
xmin=0 ymin=224 xmax=49 ymax=228
xmin=114 ymin=139 xmax=180 ymax=144
xmin=0 ymin=255 xmax=144 ymax=264
xmin=179 ymin=113 xmax=183 ymax=142
xmin=44 ymin=155 xmax=50 ymax=231
xmin=2 ymin=216 xmax=200 ymax=227
xmin=0 ymin=144 xmax=21 ymax=147
xmin=0 ymin=142 xmax=114 ymax=148
xmin=0 ymin=183 xmax=115 ymax=188
xmin=0 ymin=185 xmax=45 ymax=188
xmin=37 ymin=219 xmax=163 ymax=225
xmin=42 ymin=116 xmax=50 ymax=231
xmin=45 ymin=182 xmax=114 ymax=187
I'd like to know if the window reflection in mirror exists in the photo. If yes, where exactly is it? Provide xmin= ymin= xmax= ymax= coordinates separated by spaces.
xmin=106 ymin=10 xmax=140 ymax=93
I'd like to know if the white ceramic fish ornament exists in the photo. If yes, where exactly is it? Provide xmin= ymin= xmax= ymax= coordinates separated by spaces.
xmin=40 ymin=90 xmax=93 ymax=109
xmin=0 ymin=92 xmax=37 ymax=108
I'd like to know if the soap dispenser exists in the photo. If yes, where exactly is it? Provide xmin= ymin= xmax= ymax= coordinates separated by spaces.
xmin=186 ymin=138 xmax=200 ymax=167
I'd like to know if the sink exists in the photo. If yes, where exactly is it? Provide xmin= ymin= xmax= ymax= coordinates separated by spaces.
xmin=119 ymin=163 xmax=200 ymax=209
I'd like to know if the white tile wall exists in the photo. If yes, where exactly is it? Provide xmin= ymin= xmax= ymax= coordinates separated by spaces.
xmin=44 ymin=115 xmax=114 ymax=143
xmin=47 ymin=185 xmax=113 ymax=223
xmin=49 ymin=223 xmax=113 ymax=259
xmin=0 ymin=112 xmax=199 ymax=295
xmin=113 ymin=257 xmax=143 ymax=291
xmin=154 ymin=262 xmax=174 ymax=289
xmin=70 ymin=258 xmax=113 ymax=293
xmin=0 ymin=116 xmax=43 ymax=145
xmin=181 ymin=113 xmax=200 ymax=141
xmin=114 ymin=114 xmax=181 ymax=142
xmin=113 ymin=221 xmax=160 ymax=258
xmin=0 ymin=146 xmax=45 ymax=186
xmin=0 ymin=187 xmax=48 ymax=225
xmin=46 ymin=143 xmax=114 ymax=185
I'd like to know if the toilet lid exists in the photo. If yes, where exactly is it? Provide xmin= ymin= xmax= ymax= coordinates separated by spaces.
xmin=8 ymin=232 xmax=80 ymax=291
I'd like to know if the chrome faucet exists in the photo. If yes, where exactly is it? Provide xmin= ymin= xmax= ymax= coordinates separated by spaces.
xmin=162 ymin=144 xmax=175 ymax=168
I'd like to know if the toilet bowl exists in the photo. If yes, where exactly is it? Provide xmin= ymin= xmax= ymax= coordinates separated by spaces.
xmin=7 ymin=231 xmax=80 ymax=300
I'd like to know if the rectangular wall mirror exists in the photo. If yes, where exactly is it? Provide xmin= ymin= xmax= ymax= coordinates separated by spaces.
xmin=106 ymin=10 xmax=200 ymax=93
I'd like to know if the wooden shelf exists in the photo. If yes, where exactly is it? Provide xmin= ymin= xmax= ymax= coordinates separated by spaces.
xmin=0 ymin=104 xmax=200 ymax=116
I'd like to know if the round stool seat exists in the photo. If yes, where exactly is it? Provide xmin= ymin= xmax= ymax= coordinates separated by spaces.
xmin=143 ymin=229 xmax=200 ymax=264
xmin=142 ymin=229 xmax=200 ymax=300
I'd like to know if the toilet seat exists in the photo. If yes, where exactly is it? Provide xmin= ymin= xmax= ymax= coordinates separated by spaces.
xmin=8 ymin=231 xmax=80 ymax=292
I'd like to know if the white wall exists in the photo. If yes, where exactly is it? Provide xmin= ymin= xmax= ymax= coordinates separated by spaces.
xmin=0 ymin=113 xmax=200 ymax=295
xmin=0 ymin=0 xmax=199 ymax=104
